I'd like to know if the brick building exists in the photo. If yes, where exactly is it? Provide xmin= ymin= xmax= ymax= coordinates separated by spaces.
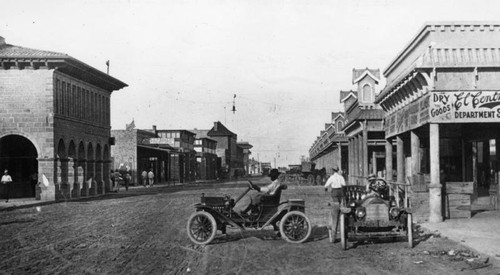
xmin=206 ymin=121 xmax=238 ymax=179
xmin=0 ymin=36 xmax=127 ymax=201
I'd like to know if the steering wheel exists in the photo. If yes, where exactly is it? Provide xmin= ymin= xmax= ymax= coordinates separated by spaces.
xmin=368 ymin=178 xmax=388 ymax=194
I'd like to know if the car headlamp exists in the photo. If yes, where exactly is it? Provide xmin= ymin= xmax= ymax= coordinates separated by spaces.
xmin=355 ymin=208 xmax=366 ymax=218
xmin=390 ymin=207 xmax=400 ymax=218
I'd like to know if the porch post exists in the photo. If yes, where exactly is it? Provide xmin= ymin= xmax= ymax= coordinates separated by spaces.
xmin=363 ymin=121 xmax=369 ymax=180
xmin=411 ymin=130 xmax=420 ymax=177
xmin=396 ymin=135 xmax=404 ymax=184
xmin=429 ymin=123 xmax=443 ymax=223
xmin=386 ymin=138 xmax=393 ymax=182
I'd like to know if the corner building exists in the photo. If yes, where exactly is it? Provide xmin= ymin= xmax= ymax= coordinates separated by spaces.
xmin=376 ymin=22 xmax=500 ymax=222
xmin=0 ymin=37 xmax=127 ymax=201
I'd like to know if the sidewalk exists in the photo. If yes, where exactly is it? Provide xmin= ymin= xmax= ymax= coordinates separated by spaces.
xmin=420 ymin=210 xmax=500 ymax=260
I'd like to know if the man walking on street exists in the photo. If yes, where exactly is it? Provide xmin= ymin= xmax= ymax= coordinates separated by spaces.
xmin=1 ymin=169 xmax=13 ymax=202
xmin=324 ymin=166 xmax=346 ymax=242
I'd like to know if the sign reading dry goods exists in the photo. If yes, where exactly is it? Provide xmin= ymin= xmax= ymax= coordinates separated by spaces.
xmin=430 ymin=91 xmax=500 ymax=122
xmin=385 ymin=94 xmax=430 ymax=137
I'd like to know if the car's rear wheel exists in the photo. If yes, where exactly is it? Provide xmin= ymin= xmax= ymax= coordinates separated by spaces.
xmin=187 ymin=211 xmax=217 ymax=245
xmin=279 ymin=211 xmax=312 ymax=244
xmin=340 ymin=213 xmax=347 ymax=250
xmin=407 ymin=213 xmax=413 ymax=248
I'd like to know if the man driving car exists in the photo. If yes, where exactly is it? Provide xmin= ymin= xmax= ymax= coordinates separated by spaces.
xmin=235 ymin=168 xmax=282 ymax=216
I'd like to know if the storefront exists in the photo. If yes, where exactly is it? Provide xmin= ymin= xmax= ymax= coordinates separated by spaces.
xmin=376 ymin=22 xmax=500 ymax=222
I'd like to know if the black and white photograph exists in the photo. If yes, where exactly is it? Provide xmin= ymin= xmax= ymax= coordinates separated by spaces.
xmin=1 ymin=0 xmax=500 ymax=274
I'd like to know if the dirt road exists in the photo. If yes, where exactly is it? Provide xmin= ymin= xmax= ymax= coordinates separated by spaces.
xmin=1 ymin=179 xmax=499 ymax=274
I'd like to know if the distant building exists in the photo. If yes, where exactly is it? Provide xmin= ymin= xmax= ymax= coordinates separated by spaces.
xmin=237 ymin=141 xmax=253 ymax=175
xmin=111 ymin=123 xmax=172 ymax=185
xmin=155 ymin=129 xmax=197 ymax=183
xmin=206 ymin=121 xmax=238 ymax=179
xmin=191 ymin=129 xmax=218 ymax=181
xmin=342 ymin=68 xmax=385 ymax=185
xmin=0 ymin=36 xmax=127 ymax=201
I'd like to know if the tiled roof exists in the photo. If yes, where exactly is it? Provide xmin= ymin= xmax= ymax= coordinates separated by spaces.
xmin=352 ymin=68 xmax=381 ymax=83
xmin=340 ymin=90 xmax=357 ymax=102
xmin=0 ymin=43 xmax=69 ymax=58
xmin=207 ymin=121 xmax=236 ymax=137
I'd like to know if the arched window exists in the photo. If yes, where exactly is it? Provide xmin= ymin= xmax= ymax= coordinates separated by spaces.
xmin=337 ymin=121 xmax=343 ymax=131
xmin=362 ymin=84 xmax=372 ymax=102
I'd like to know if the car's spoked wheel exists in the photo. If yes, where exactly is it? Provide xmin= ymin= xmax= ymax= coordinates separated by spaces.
xmin=187 ymin=211 xmax=217 ymax=245
xmin=407 ymin=213 xmax=413 ymax=248
xmin=279 ymin=211 xmax=312 ymax=244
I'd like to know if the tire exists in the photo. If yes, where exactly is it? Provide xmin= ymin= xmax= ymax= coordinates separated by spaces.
xmin=186 ymin=211 xmax=217 ymax=245
xmin=279 ymin=211 xmax=312 ymax=244
xmin=407 ymin=213 xmax=413 ymax=248
xmin=340 ymin=213 xmax=347 ymax=250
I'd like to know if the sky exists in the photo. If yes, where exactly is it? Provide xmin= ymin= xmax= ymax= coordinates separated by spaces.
xmin=2 ymin=0 xmax=500 ymax=167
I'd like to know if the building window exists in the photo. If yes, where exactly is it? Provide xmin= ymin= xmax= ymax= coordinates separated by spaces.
xmin=55 ymin=79 xmax=60 ymax=115
xmin=337 ymin=121 xmax=343 ymax=130
xmin=362 ymin=84 xmax=372 ymax=102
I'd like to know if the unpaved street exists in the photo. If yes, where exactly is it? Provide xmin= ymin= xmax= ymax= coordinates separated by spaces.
xmin=1 ymin=178 xmax=499 ymax=275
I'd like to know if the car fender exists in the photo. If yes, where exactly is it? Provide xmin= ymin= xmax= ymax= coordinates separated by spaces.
xmin=193 ymin=205 xmax=243 ymax=230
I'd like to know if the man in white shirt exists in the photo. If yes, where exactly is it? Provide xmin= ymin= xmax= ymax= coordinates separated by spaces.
xmin=1 ymin=169 xmax=13 ymax=202
xmin=324 ymin=166 xmax=346 ymax=243
xmin=324 ymin=166 xmax=346 ymax=203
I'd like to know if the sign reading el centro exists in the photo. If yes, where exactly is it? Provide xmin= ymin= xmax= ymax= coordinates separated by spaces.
xmin=430 ymin=91 xmax=500 ymax=122
xmin=385 ymin=91 xmax=500 ymax=137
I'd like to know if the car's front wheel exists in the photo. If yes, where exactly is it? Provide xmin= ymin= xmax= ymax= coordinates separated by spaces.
xmin=187 ymin=211 xmax=217 ymax=245
xmin=279 ymin=211 xmax=312 ymax=244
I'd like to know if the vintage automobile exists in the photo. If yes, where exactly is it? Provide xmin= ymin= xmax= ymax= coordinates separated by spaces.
xmin=338 ymin=178 xmax=413 ymax=250
xmin=186 ymin=181 xmax=312 ymax=245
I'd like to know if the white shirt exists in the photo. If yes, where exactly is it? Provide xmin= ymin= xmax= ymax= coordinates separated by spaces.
xmin=260 ymin=179 xmax=281 ymax=195
xmin=1 ymin=174 xmax=12 ymax=183
xmin=324 ymin=173 xmax=346 ymax=189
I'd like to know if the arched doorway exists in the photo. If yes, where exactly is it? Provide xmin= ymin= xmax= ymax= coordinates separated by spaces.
xmin=0 ymin=135 xmax=38 ymax=198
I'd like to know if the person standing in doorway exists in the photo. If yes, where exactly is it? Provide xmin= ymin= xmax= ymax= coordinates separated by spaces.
xmin=147 ymin=168 xmax=155 ymax=188
xmin=1 ymin=169 xmax=13 ymax=202
xmin=324 ymin=166 xmax=346 ymax=242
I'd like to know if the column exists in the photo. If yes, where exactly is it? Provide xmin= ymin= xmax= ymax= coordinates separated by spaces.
xmin=79 ymin=159 xmax=88 ymax=197
xmin=87 ymin=160 xmax=96 ymax=196
xmin=358 ymin=134 xmax=364 ymax=183
xmin=397 ymin=135 xmax=404 ymax=184
xmin=95 ymin=160 xmax=103 ymax=194
xmin=363 ymin=122 xmax=369 ymax=180
xmin=385 ymin=138 xmax=393 ymax=182
xmin=429 ymin=123 xmax=443 ymax=223
xmin=411 ymin=130 xmax=420 ymax=178
xmin=71 ymin=158 xmax=81 ymax=198
xmin=338 ymin=142 xmax=342 ymax=172
xmin=68 ymin=158 xmax=78 ymax=198
xmin=36 ymin=158 xmax=56 ymax=201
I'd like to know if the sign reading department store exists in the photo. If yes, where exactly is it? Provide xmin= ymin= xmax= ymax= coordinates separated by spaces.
xmin=430 ymin=91 xmax=500 ymax=123
xmin=385 ymin=90 xmax=500 ymax=137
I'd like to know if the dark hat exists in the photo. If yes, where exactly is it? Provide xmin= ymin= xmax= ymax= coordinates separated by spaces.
xmin=269 ymin=168 xmax=281 ymax=178
xmin=332 ymin=166 xmax=339 ymax=172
